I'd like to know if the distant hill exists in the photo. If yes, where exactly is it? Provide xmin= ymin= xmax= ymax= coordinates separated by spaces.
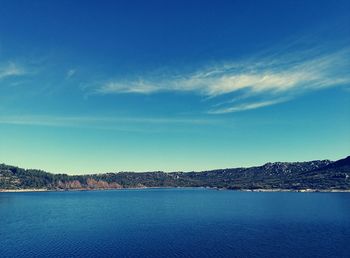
xmin=1 ymin=157 xmax=349 ymax=191
xmin=317 ymin=156 xmax=350 ymax=170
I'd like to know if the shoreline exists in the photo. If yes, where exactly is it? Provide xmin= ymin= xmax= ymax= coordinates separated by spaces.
xmin=238 ymin=188 xmax=350 ymax=193
xmin=0 ymin=188 xmax=50 ymax=193
xmin=1 ymin=187 xmax=350 ymax=193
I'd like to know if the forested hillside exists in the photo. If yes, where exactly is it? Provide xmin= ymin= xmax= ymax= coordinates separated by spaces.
xmin=1 ymin=156 xmax=349 ymax=191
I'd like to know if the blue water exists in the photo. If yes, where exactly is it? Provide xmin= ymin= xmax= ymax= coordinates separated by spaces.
xmin=0 ymin=188 xmax=349 ymax=258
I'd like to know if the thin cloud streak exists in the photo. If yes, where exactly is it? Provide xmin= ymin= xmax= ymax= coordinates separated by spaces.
xmin=0 ymin=115 xmax=221 ymax=128
xmin=0 ymin=62 xmax=25 ymax=79
xmin=95 ymin=47 xmax=350 ymax=114
xmin=208 ymin=98 xmax=289 ymax=114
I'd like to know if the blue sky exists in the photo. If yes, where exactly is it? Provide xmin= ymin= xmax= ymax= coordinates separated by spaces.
xmin=0 ymin=0 xmax=349 ymax=174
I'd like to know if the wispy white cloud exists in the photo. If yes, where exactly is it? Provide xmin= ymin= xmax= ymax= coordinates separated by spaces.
xmin=0 ymin=62 xmax=25 ymax=79
xmin=95 ymin=46 xmax=350 ymax=114
xmin=99 ymin=80 xmax=159 ymax=94
xmin=66 ymin=69 xmax=76 ymax=79
xmin=208 ymin=98 xmax=289 ymax=114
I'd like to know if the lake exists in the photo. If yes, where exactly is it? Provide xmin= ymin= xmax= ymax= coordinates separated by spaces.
xmin=0 ymin=188 xmax=349 ymax=257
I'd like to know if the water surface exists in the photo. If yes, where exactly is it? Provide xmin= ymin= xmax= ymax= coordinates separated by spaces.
xmin=1 ymin=188 xmax=349 ymax=257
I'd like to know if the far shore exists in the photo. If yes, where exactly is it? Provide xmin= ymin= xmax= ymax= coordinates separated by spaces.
xmin=1 ymin=187 xmax=350 ymax=193
xmin=0 ymin=188 xmax=49 ymax=193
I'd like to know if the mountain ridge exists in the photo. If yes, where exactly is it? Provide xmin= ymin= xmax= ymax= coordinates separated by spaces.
xmin=0 ymin=157 xmax=349 ymax=191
